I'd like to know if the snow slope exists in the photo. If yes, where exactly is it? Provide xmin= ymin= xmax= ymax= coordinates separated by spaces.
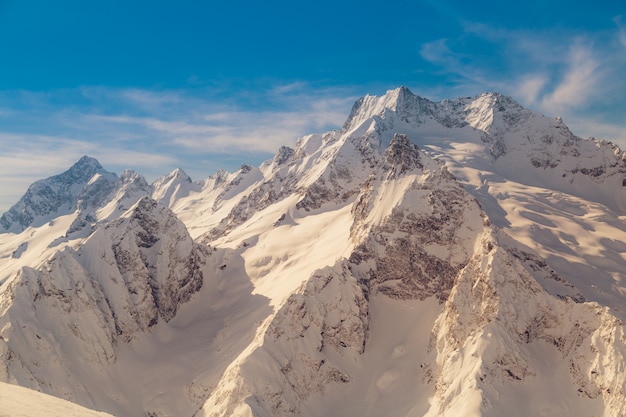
xmin=0 ymin=381 xmax=114 ymax=417
xmin=1 ymin=87 xmax=626 ymax=417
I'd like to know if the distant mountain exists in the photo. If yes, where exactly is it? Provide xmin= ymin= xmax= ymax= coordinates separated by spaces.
xmin=0 ymin=156 xmax=114 ymax=233
xmin=1 ymin=87 xmax=626 ymax=417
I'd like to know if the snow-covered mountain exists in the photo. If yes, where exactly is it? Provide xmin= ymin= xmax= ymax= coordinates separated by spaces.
xmin=0 ymin=156 xmax=113 ymax=234
xmin=1 ymin=87 xmax=626 ymax=417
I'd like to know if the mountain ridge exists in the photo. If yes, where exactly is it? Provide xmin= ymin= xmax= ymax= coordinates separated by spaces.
xmin=1 ymin=87 xmax=626 ymax=417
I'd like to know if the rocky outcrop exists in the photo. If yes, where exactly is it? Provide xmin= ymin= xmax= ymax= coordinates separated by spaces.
xmin=106 ymin=197 xmax=204 ymax=326
xmin=428 ymin=234 xmax=626 ymax=417
xmin=349 ymin=133 xmax=484 ymax=302
xmin=198 ymin=261 xmax=369 ymax=417
xmin=0 ymin=197 xmax=207 ymax=400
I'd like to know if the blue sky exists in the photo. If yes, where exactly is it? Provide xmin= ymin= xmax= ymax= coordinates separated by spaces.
xmin=0 ymin=0 xmax=625 ymax=212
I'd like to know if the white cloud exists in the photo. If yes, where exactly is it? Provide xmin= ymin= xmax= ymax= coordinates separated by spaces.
xmin=420 ymin=39 xmax=458 ymax=67
xmin=88 ymin=98 xmax=351 ymax=156
xmin=269 ymin=81 xmax=309 ymax=95
xmin=515 ymin=75 xmax=548 ymax=105
xmin=541 ymin=43 xmax=600 ymax=111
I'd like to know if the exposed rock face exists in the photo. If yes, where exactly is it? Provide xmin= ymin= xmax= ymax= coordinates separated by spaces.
xmin=106 ymin=197 xmax=204 ymax=326
xmin=428 ymin=237 xmax=626 ymax=417
xmin=272 ymin=146 xmax=296 ymax=166
xmin=0 ymin=196 xmax=207 ymax=400
xmin=381 ymin=133 xmax=423 ymax=176
xmin=348 ymin=133 xmax=483 ymax=302
xmin=201 ymin=261 xmax=369 ymax=417
xmin=0 ymin=156 xmax=112 ymax=233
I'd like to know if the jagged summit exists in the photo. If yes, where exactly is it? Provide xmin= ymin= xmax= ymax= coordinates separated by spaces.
xmin=337 ymin=87 xmax=626 ymax=212
xmin=342 ymin=86 xmax=529 ymax=136
xmin=272 ymin=145 xmax=296 ymax=166
xmin=382 ymin=133 xmax=423 ymax=176
xmin=69 ymin=155 xmax=104 ymax=177
xmin=340 ymin=87 xmax=545 ymax=157
xmin=0 ymin=155 xmax=112 ymax=233
xmin=156 ymin=167 xmax=192 ymax=184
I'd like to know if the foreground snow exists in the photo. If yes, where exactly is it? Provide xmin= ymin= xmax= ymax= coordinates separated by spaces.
xmin=0 ymin=381 xmax=113 ymax=417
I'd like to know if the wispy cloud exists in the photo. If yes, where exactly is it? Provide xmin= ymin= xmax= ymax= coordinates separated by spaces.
xmin=420 ymin=39 xmax=459 ymax=69
xmin=614 ymin=15 xmax=626 ymax=48
xmin=540 ymin=41 xmax=601 ymax=111
xmin=515 ymin=75 xmax=548 ymax=105
xmin=88 ymin=98 xmax=351 ymax=156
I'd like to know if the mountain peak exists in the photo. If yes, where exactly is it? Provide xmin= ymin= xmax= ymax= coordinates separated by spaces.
xmin=469 ymin=91 xmax=525 ymax=114
xmin=65 ymin=155 xmax=105 ymax=182
xmin=340 ymin=87 xmax=543 ymax=146
xmin=172 ymin=168 xmax=191 ymax=181
xmin=342 ymin=87 xmax=435 ymax=134
xmin=272 ymin=145 xmax=296 ymax=166
xmin=75 ymin=155 xmax=102 ymax=169
xmin=369 ymin=86 xmax=422 ymax=110
xmin=151 ymin=168 xmax=197 ymax=208
xmin=388 ymin=85 xmax=415 ymax=104
xmin=0 ymin=156 xmax=111 ymax=233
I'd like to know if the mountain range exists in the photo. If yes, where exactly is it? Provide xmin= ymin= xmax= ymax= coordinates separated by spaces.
xmin=1 ymin=87 xmax=626 ymax=417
